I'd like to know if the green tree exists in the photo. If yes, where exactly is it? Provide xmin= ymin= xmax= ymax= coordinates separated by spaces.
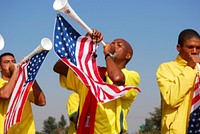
xmin=41 ymin=115 xmax=68 ymax=134
xmin=143 ymin=106 xmax=161 ymax=134
xmin=58 ymin=114 xmax=67 ymax=128
xmin=42 ymin=116 xmax=58 ymax=134
xmin=36 ymin=132 xmax=42 ymax=134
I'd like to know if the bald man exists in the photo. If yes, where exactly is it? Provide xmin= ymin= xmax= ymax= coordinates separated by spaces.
xmin=54 ymin=30 xmax=140 ymax=134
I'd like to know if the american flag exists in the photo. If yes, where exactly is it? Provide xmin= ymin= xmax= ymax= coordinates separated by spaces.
xmin=4 ymin=50 xmax=49 ymax=134
xmin=188 ymin=74 xmax=200 ymax=134
xmin=53 ymin=14 xmax=140 ymax=103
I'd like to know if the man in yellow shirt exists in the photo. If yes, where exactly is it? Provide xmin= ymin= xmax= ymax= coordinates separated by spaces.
xmin=54 ymin=29 xmax=140 ymax=134
xmin=156 ymin=29 xmax=200 ymax=133
xmin=0 ymin=52 xmax=46 ymax=134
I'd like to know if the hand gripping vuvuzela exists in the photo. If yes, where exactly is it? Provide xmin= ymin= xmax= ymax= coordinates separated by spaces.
xmin=53 ymin=0 xmax=106 ymax=46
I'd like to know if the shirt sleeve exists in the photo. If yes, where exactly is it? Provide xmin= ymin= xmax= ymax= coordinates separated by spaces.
xmin=121 ymin=69 xmax=140 ymax=100
xmin=121 ymin=70 xmax=140 ymax=123
xmin=60 ymin=68 xmax=84 ymax=93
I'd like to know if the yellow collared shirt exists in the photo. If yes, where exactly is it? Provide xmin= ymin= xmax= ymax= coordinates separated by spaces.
xmin=156 ymin=55 xmax=197 ymax=134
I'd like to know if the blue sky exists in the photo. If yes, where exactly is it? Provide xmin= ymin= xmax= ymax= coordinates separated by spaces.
xmin=0 ymin=0 xmax=200 ymax=133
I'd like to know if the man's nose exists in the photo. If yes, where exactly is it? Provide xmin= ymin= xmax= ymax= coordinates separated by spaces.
xmin=193 ymin=47 xmax=197 ymax=53
xmin=9 ymin=61 xmax=14 ymax=66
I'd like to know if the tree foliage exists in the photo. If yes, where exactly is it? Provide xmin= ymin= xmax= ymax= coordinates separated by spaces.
xmin=41 ymin=115 xmax=68 ymax=134
xmin=58 ymin=114 xmax=67 ymax=128
xmin=141 ymin=106 xmax=161 ymax=134
xmin=42 ymin=116 xmax=58 ymax=134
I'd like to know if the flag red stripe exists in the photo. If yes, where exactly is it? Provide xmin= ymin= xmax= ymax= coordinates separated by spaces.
xmin=62 ymin=57 xmax=98 ymax=95
xmin=16 ymin=83 xmax=32 ymax=122
xmin=15 ymin=65 xmax=28 ymax=122
xmin=192 ymin=93 xmax=200 ymax=105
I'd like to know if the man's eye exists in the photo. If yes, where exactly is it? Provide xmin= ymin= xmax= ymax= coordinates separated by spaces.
xmin=196 ymin=47 xmax=200 ymax=50
xmin=188 ymin=46 xmax=193 ymax=49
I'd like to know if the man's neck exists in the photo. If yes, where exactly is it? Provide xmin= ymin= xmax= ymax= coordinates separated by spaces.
xmin=2 ymin=76 xmax=10 ymax=81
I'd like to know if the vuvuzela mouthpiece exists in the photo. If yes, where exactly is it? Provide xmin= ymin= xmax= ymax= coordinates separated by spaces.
xmin=53 ymin=0 xmax=68 ymax=11
xmin=0 ymin=34 xmax=5 ymax=50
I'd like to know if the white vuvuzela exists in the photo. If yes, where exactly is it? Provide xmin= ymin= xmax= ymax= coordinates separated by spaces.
xmin=0 ymin=34 xmax=5 ymax=50
xmin=20 ymin=38 xmax=52 ymax=64
xmin=53 ymin=0 xmax=106 ymax=46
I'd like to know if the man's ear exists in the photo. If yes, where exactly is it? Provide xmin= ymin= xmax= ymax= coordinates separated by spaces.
xmin=176 ymin=44 xmax=181 ymax=52
xmin=0 ymin=63 xmax=3 ymax=72
xmin=125 ymin=53 xmax=131 ymax=60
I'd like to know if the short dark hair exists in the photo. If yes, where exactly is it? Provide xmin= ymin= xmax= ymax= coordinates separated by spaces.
xmin=178 ymin=29 xmax=200 ymax=47
xmin=0 ymin=52 xmax=15 ymax=63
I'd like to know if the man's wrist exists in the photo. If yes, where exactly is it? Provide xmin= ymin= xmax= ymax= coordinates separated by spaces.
xmin=105 ymin=53 xmax=113 ymax=59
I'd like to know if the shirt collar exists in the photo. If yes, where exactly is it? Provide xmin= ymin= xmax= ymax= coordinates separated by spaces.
xmin=175 ymin=55 xmax=187 ymax=66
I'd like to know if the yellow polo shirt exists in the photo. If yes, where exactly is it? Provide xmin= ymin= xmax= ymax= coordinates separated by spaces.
xmin=156 ymin=55 xmax=196 ymax=134
xmin=0 ymin=78 xmax=35 ymax=134
xmin=60 ymin=67 xmax=140 ymax=134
